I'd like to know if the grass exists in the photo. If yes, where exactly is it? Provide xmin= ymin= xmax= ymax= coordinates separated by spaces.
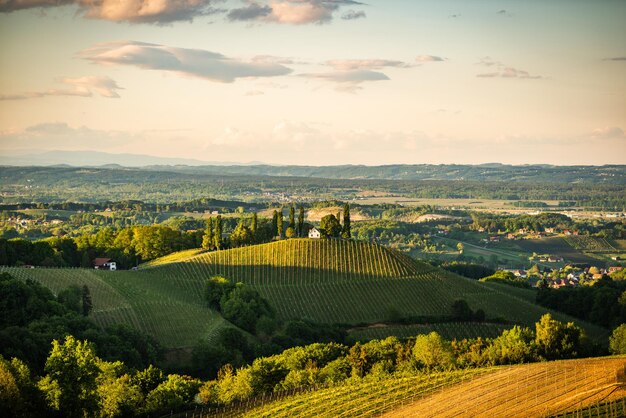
xmin=1 ymin=239 xmax=609 ymax=349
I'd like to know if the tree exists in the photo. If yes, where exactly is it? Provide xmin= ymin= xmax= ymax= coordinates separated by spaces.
xmin=230 ymin=221 xmax=253 ymax=247
xmin=609 ymin=324 xmax=626 ymax=354
xmin=251 ymin=213 xmax=258 ymax=236
xmin=277 ymin=211 xmax=284 ymax=239
xmin=535 ymin=313 xmax=584 ymax=360
xmin=297 ymin=206 xmax=305 ymax=237
xmin=320 ymin=214 xmax=342 ymax=238
xmin=456 ymin=242 xmax=464 ymax=254
xmin=412 ymin=332 xmax=455 ymax=370
xmin=214 ymin=215 xmax=222 ymax=250
xmin=289 ymin=205 xmax=295 ymax=230
xmin=271 ymin=211 xmax=278 ymax=237
xmin=202 ymin=218 xmax=213 ymax=249
xmin=38 ymin=336 xmax=101 ymax=418
xmin=341 ymin=204 xmax=351 ymax=239
xmin=81 ymin=285 xmax=92 ymax=316
xmin=483 ymin=326 xmax=536 ymax=365
xmin=285 ymin=227 xmax=296 ymax=239
xmin=451 ymin=299 xmax=473 ymax=321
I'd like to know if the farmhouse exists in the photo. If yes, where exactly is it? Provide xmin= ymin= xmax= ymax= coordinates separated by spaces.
xmin=308 ymin=227 xmax=321 ymax=239
xmin=93 ymin=258 xmax=117 ymax=271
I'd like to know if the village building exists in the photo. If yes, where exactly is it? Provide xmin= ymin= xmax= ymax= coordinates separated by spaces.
xmin=308 ymin=227 xmax=321 ymax=239
xmin=93 ymin=258 xmax=117 ymax=271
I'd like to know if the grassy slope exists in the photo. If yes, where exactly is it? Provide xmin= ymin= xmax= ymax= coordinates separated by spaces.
xmin=1 ymin=239 xmax=608 ymax=349
xmin=205 ymin=357 xmax=626 ymax=418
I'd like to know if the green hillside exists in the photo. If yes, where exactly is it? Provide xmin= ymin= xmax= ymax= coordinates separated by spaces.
xmin=0 ymin=239 xmax=608 ymax=349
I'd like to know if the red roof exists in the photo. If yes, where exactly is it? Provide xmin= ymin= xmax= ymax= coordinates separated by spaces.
xmin=93 ymin=258 xmax=112 ymax=266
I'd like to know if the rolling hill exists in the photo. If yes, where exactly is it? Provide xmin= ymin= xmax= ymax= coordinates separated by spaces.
xmin=0 ymin=239 xmax=608 ymax=349
xmin=224 ymin=356 xmax=626 ymax=418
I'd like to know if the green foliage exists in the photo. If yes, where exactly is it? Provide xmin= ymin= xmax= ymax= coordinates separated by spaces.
xmin=277 ymin=211 xmax=283 ymax=239
xmin=221 ymin=283 xmax=274 ymax=333
xmin=482 ymin=326 xmax=536 ymax=365
xmin=97 ymin=361 xmax=142 ymax=418
xmin=413 ymin=332 xmax=455 ymax=370
xmin=230 ymin=221 xmax=254 ymax=247
xmin=609 ymin=324 xmax=626 ymax=354
xmin=285 ymin=227 xmax=296 ymax=239
xmin=0 ymin=356 xmax=43 ymax=418
xmin=201 ymin=217 xmax=213 ymax=249
xmin=320 ymin=214 xmax=342 ymax=238
xmin=145 ymin=374 xmax=202 ymax=411
xmin=535 ymin=313 xmax=585 ymax=360
xmin=341 ymin=203 xmax=351 ymax=239
xmin=204 ymin=275 xmax=233 ymax=310
xmin=480 ymin=271 xmax=531 ymax=289
xmin=38 ymin=336 xmax=101 ymax=418
xmin=82 ymin=285 xmax=93 ymax=316
xmin=214 ymin=215 xmax=222 ymax=250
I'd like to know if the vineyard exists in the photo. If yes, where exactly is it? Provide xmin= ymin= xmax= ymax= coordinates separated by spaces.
xmin=563 ymin=236 xmax=618 ymax=253
xmin=197 ymin=357 xmax=626 ymax=418
xmin=0 ymin=239 xmax=609 ymax=348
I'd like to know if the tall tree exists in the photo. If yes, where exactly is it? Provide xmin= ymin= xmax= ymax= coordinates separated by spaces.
xmin=38 ymin=336 xmax=101 ymax=418
xmin=297 ymin=206 xmax=305 ymax=237
xmin=81 ymin=285 xmax=92 ymax=316
xmin=202 ymin=218 xmax=214 ymax=249
xmin=251 ymin=213 xmax=258 ymax=235
xmin=277 ymin=211 xmax=284 ymax=239
xmin=320 ymin=214 xmax=342 ymax=238
xmin=289 ymin=205 xmax=295 ymax=230
xmin=214 ymin=215 xmax=222 ymax=250
xmin=271 ymin=211 xmax=278 ymax=237
xmin=341 ymin=203 xmax=351 ymax=239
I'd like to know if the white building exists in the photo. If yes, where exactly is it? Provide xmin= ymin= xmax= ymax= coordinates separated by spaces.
xmin=308 ymin=227 xmax=321 ymax=239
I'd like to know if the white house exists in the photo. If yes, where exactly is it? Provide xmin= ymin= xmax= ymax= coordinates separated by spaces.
xmin=94 ymin=258 xmax=117 ymax=271
xmin=308 ymin=227 xmax=321 ymax=239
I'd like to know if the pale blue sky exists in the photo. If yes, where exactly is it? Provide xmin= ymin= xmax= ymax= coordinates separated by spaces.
xmin=0 ymin=0 xmax=624 ymax=165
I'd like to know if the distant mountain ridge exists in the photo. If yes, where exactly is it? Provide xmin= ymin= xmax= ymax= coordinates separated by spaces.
xmin=0 ymin=150 xmax=623 ymax=183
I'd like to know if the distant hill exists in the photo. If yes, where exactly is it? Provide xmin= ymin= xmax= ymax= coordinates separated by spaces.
xmin=1 ymin=240 xmax=607 ymax=350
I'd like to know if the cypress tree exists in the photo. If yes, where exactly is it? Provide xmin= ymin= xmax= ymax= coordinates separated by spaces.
xmin=202 ymin=217 xmax=214 ymax=249
xmin=342 ymin=203 xmax=351 ymax=239
xmin=251 ymin=213 xmax=258 ymax=234
xmin=277 ymin=211 xmax=284 ymax=239
xmin=289 ymin=205 xmax=295 ymax=229
xmin=297 ymin=206 xmax=305 ymax=237
xmin=214 ymin=215 xmax=222 ymax=250
xmin=271 ymin=211 xmax=278 ymax=237
xmin=81 ymin=285 xmax=92 ymax=316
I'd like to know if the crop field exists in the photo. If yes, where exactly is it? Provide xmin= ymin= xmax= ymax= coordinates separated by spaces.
xmin=385 ymin=357 xmax=626 ymax=418
xmin=1 ymin=239 xmax=609 ymax=349
xmin=515 ymin=237 xmax=599 ymax=264
xmin=0 ymin=266 xmax=231 ymax=348
xmin=563 ymin=236 xmax=618 ymax=253
xmin=348 ymin=322 xmax=510 ymax=342
xmin=200 ymin=357 xmax=625 ymax=418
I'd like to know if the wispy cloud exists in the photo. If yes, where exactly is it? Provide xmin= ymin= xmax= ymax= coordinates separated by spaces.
xmin=0 ymin=0 xmax=226 ymax=24
xmin=341 ymin=9 xmax=365 ymax=20
xmin=416 ymin=55 xmax=445 ymax=63
xmin=590 ymin=126 xmax=625 ymax=140
xmin=227 ymin=0 xmax=365 ymax=25
xmin=325 ymin=59 xmax=410 ymax=70
xmin=0 ymin=76 xmax=122 ymax=100
xmin=476 ymin=57 xmax=543 ymax=79
xmin=603 ymin=57 xmax=626 ymax=61
xmin=79 ymin=41 xmax=293 ymax=83
xmin=300 ymin=69 xmax=389 ymax=93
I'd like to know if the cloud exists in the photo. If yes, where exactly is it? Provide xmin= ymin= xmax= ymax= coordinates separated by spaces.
xmin=0 ymin=76 xmax=122 ymax=100
xmin=590 ymin=127 xmax=625 ymax=140
xmin=341 ymin=9 xmax=365 ymax=20
xmin=80 ymin=41 xmax=293 ymax=83
xmin=603 ymin=57 xmax=626 ymax=61
xmin=227 ymin=0 xmax=365 ymax=25
xmin=415 ymin=55 xmax=444 ymax=63
xmin=476 ymin=57 xmax=543 ymax=79
xmin=300 ymin=69 xmax=389 ymax=92
xmin=0 ymin=0 xmax=226 ymax=24
xmin=325 ymin=59 xmax=410 ymax=70
xmin=497 ymin=9 xmax=506 ymax=14
xmin=227 ymin=2 xmax=272 ymax=21
xmin=245 ymin=90 xmax=265 ymax=96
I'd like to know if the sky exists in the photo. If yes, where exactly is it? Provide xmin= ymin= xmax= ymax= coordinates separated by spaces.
xmin=0 ymin=0 xmax=625 ymax=165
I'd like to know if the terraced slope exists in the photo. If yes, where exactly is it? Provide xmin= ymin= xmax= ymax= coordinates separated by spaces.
xmin=1 ymin=239 xmax=608 ymax=348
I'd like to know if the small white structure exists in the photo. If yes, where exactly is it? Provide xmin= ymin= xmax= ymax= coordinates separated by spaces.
xmin=308 ymin=227 xmax=321 ymax=239
xmin=94 ymin=258 xmax=117 ymax=271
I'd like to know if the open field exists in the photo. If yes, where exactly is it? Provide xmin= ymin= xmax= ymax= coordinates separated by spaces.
xmin=1 ymin=239 xmax=609 ymax=349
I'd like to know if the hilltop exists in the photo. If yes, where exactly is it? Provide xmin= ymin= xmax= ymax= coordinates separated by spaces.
xmin=1 ymin=239 xmax=608 ymax=349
